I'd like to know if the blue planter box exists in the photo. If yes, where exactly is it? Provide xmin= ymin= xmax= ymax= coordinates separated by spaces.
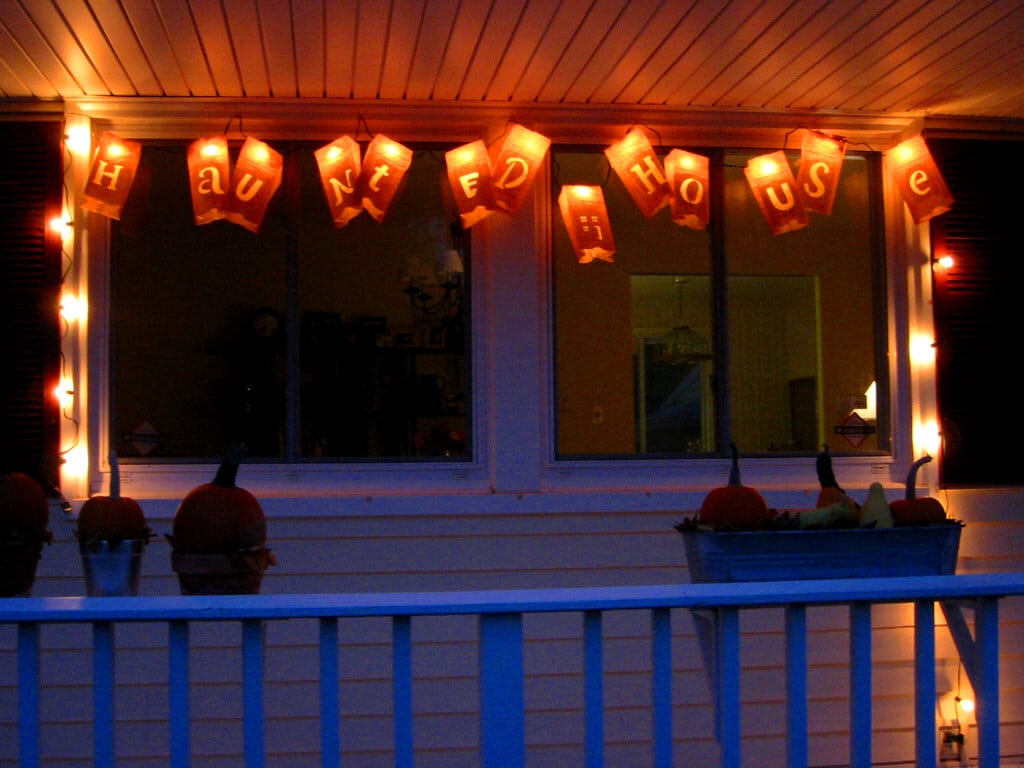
xmin=680 ymin=523 xmax=963 ymax=583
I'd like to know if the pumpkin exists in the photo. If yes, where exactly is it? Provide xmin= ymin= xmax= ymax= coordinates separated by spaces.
xmin=698 ymin=442 xmax=773 ymax=530
xmin=0 ymin=468 xmax=52 ymax=544
xmin=815 ymin=444 xmax=857 ymax=510
xmin=890 ymin=455 xmax=947 ymax=526
xmin=170 ymin=443 xmax=268 ymax=554
xmin=77 ymin=452 xmax=150 ymax=545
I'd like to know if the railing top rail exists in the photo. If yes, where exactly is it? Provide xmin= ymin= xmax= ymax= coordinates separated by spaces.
xmin=2 ymin=573 xmax=1024 ymax=623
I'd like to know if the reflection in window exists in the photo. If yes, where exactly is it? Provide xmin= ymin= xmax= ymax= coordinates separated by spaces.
xmin=553 ymin=148 xmax=887 ymax=457
xmin=110 ymin=144 xmax=470 ymax=461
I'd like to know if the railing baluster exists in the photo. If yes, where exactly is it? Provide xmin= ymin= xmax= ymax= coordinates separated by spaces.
xmin=848 ymin=602 xmax=872 ymax=768
xmin=320 ymin=618 xmax=340 ymax=768
xmin=169 ymin=620 xmax=190 ymax=768
xmin=785 ymin=605 xmax=807 ymax=768
xmin=914 ymin=600 xmax=937 ymax=768
xmin=93 ymin=621 xmax=115 ymax=768
xmin=479 ymin=612 xmax=524 ymax=768
xmin=242 ymin=619 xmax=265 ymax=768
xmin=652 ymin=607 xmax=672 ymax=768
xmin=583 ymin=610 xmax=603 ymax=768
xmin=975 ymin=597 xmax=1000 ymax=768
xmin=393 ymin=615 xmax=413 ymax=768
xmin=718 ymin=607 xmax=741 ymax=768
xmin=17 ymin=622 xmax=41 ymax=768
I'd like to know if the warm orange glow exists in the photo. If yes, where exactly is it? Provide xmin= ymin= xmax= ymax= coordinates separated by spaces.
xmin=934 ymin=253 xmax=955 ymax=269
xmin=558 ymin=185 xmax=616 ymax=264
xmin=223 ymin=137 xmax=284 ymax=233
xmin=63 ymin=119 xmax=92 ymax=156
xmin=60 ymin=292 xmax=85 ymax=323
xmin=187 ymin=136 xmax=231 ymax=224
xmin=664 ymin=148 xmax=710 ymax=230
xmin=445 ymin=139 xmax=495 ymax=228
xmin=796 ymin=129 xmax=846 ymax=214
xmin=909 ymin=333 xmax=936 ymax=365
xmin=315 ymin=135 xmax=363 ymax=227
xmin=55 ymin=378 xmax=74 ymax=410
xmin=605 ymin=128 xmax=669 ymax=218
xmin=744 ymin=150 xmax=808 ymax=235
xmin=888 ymin=136 xmax=954 ymax=223
xmin=357 ymin=134 xmax=413 ymax=222
xmin=489 ymin=123 xmax=550 ymax=214
xmin=81 ymin=132 xmax=143 ymax=220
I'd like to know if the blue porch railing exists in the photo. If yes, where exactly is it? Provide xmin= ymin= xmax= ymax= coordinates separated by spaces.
xmin=3 ymin=573 xmax=1024 ymax=768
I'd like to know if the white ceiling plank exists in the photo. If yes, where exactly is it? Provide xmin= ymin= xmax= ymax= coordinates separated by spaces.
xmin=508 ymin=0 xmax=592 ymax=103
xmin=290 ymin=0 xmax=325 ymax=98
xmin=404 ymin=0 xmax=460 ymax=101
xmin=187 ymin=0 xmax=245 ymax=97
xmin=377 ymin=0 xmax=425 ymax=100
xmin=85 ymin=0 xmax=164 ymax=95
xmin=1 ymin=0 xmax=97 ymax=96
xmin=147 ymin=0 xmax=218 ymax=96
xmin=351 ymin=0 xmax=391 ymax=99
xmin=118 ymin=0 xmax=192 ymax=95
xmin=431 ymin=0 xmax=493 ymax=101
xmin=0 ymin=20 xmax=61 ymax=97
xmin=323 ymin=0 xmax=358 ymax=98
xmin=484 ymin=0 xmax=560 ymax=102
xmin=222 ymin=0 xmax=271 ymax=97
xmin=456 ymin=0 xmax=526 ymax=102
xmin=254 ymin=0 xmax=299 ymax=97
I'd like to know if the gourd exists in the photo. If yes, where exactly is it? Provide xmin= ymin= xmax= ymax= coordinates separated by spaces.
xmin=698 ymin=443 xmax=773 ymax=530
xmin=815 ymin=445 xmax=858 ymax=510
xmin=890 ymin=455 xmax=947 ymax=526
xmin=0 ymin=468 xmax=52 ymax=544
xmin=77 ymin=452 xmax=150 ymax=545
xmin=170 ymin=443 xmax=268 ymax=554
xmin=858 ymin=482 xmax=894 ymax=528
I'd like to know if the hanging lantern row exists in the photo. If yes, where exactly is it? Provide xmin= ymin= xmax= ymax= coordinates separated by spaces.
xmin=79 ymin=126 xmax=952 ymax=241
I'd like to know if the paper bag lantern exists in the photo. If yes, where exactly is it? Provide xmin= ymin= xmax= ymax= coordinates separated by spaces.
xmin=314 ymin=136 xmax=363 ymax=227
xmin=796 ymin=130 xmax=846 ymax=215
xmin=358 ymin=134 xmax=413 ymax=222
xmin=187 ymin=136 xmax=231 ymax=225
xmin=81 ymin=132 xmax=142 ymax=220
xmin=744 ymin=151 xmax=808 ymax=235
xmin=490 ymin=123 xmax=550 ymax=214
xmin=664 ymin=149 xmax=710 ymax=230
xmin=223 ymin=137 xmax=284 ymax=233
xmin=445 ymin=140 xmax=495 ymax=228
xmin=558 ymin=185 xmax=616 ymax=264
xmin=605 ymin=128 xmax=670 ymax=218
xmin=889 ymin=136 xmax=954 ymax=223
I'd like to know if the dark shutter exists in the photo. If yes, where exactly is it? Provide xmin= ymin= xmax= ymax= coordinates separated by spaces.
xmin=929 ymin=139 xmax=1024 ymax=486
xmin=0 ymin=120 xmax=63 ymax=491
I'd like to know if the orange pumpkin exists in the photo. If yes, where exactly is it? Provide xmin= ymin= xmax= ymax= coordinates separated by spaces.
xmin=171 ymin=443 xmax=268 ymax=554
xmin=0 ymin=469 xmax=51 ymax=544
xmin=698 ymin=443 xmax=773 ymax=530
xmin=890 ymin=455 xmax=947 ymax=526
xmin=77 ymin=452 xmax=150 ymax=545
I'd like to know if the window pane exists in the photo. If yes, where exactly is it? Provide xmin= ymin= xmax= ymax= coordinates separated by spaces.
xmin=553 ymin=147 xmax=887 ymax=457
xmin=111 ymin=145 xmax=470 ymax=461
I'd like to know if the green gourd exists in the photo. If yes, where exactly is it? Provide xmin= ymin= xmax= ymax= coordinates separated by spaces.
xmin=858 ymin=482 xmax=893 ymax=528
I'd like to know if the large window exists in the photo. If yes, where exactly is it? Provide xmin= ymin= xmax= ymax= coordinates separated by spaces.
xmin=110 ymin=143 xmax=470 ymax=462
xmin=553 ymin=148 xmax=888 ymax=457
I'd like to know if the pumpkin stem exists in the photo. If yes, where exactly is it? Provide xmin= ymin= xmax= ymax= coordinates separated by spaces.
xmin=728 ymin=441 xmax=741 ymax=486
xmin=109 ymin=451 xmax=121 ymax=499
xmin=815 ymin=444 xmax=842 ymax=490
xmin=213 ymin=442 xmax=248 ymax=488
xmin=905 ymin=455 xmax=933 ymax=500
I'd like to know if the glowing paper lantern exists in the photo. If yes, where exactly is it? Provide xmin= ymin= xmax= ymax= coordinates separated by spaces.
xmin=314 ymin=135 xmax=363 ymax=227
xmin=490 ymin=123 xmax=551 ymax=214
xmin=664 ymin=149 xmax=710 ymax=230
xmin=558 ymin=185 xmax=616 ymax=264
xmin=605 ymin=128 xmax=670 ymax=218
xmin=358 ymin=134 xmax=413 ymax=222
xmin=744 ymin=150 xmax=808 ymax=235
xmin=796 ymin=130 xmax=846 ymax=215
xmin=445 ymin=140 xmax=495 ymax=228
xmin=81 ymin=132 xmax=142 ymax=220
xmin=187 ymin=136 xmax=230 ymax=225
xmin=222 ymin=137 xmax=284 ymax=233
xmin=889 ymin=136 xmax=954 ymax=223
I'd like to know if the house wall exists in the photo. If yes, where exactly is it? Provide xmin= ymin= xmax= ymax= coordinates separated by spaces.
xmin=2 ymin=107 xmax=1024 ymax=767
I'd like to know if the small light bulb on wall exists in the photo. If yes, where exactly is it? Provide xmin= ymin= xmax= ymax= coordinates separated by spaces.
xmin=933 ymin=253 xmax=955 ymax=269
xmin=914 ymin=421 xmax=941 ymax=457
xmin=61 ymin=444 xmax=89 ymax=484
xmin=55 ymin=378 xmax=74 ymax=410
xmin=63 ymin=120 xmax=92 ymax=156
xmin=60 ymin=292 xmax=85 ymax=323
xmin=909 ymin=333 xmax=936 ymax=366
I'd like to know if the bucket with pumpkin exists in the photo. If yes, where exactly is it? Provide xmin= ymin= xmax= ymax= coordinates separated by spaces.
xmin=75 ymin=452 xmax=153 ymax=596
xmin=168 ymin=443 xmax=276 ymax=595
xmin=0 ymin=465 xmax=53 ymax=597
